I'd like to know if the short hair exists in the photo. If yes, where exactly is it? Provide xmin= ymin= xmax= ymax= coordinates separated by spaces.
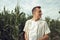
xmin=32 ymin=6 xmax=41 ymax=13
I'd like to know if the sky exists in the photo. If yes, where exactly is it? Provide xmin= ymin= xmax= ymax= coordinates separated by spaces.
xmin=0 ymin=0 xmax=60 ymax=20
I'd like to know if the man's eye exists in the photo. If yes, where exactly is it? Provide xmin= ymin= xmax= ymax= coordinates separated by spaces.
xmin=39 ymin=11 xmax=41 ymax=12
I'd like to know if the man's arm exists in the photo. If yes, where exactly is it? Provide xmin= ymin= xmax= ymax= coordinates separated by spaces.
xmin=39 ymin=21 xmax=50 ymax=40
xmin=24 ymin=32 xmax=28 ymax=40
xmin=23 ymin=21 xmax=29 ymax=40
xmin=39 ymin=34 xmax=49 ymax=40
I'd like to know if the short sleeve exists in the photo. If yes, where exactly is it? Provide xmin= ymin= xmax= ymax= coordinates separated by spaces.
xmin=23 ymin=21 xmax=29 ymax=32
xmin=44 ymin=21 xmax=51 ymax=35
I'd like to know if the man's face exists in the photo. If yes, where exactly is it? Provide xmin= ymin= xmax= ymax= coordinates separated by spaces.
xmin=34 ymin=8 xmax=42 ymax=19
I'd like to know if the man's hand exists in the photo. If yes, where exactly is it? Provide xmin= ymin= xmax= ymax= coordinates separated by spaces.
xmin=39 ymin=34 xmax=49 ymax=40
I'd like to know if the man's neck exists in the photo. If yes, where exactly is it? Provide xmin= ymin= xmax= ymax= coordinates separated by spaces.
xmin=32 ymin=17 xmax=40 ymax=21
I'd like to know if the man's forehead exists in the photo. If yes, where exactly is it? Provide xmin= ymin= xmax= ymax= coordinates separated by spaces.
xmin=35 ymin=8 xmax=41 ymax=11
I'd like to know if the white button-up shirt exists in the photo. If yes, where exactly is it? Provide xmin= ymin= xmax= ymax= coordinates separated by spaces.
xmin=23 ymin=19 xmax=50 ymax=40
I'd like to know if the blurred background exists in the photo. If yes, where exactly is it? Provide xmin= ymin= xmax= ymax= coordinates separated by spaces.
xmin=0 ymin=0 xmax=60 ymax=40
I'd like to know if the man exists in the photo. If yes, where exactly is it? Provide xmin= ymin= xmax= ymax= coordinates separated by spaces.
xmin=23 ymin=6 xmax=50 ymax=40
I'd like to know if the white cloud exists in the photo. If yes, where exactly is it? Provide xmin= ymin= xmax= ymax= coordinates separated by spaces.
xmin=0 ymin=0 xmax=60 ymax=19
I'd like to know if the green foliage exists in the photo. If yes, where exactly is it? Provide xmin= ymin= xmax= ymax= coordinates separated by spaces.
xmin=0 ymin=6 xmax=27 ymax=40
xmin=0 ymin=6 xmax=60 ymax=40
xmin=45 ymin=17 xmax=60 ymax=40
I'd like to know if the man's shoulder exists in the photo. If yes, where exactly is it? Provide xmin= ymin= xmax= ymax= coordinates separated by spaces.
xmin=26 ymin=19 xmax=32 ymax=23
xmin=40 ymin=19 xmax=47 ymax=24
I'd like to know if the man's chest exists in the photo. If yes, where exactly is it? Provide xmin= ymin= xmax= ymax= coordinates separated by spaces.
xmin=28 ymin=21 xmax=44 ymax=31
